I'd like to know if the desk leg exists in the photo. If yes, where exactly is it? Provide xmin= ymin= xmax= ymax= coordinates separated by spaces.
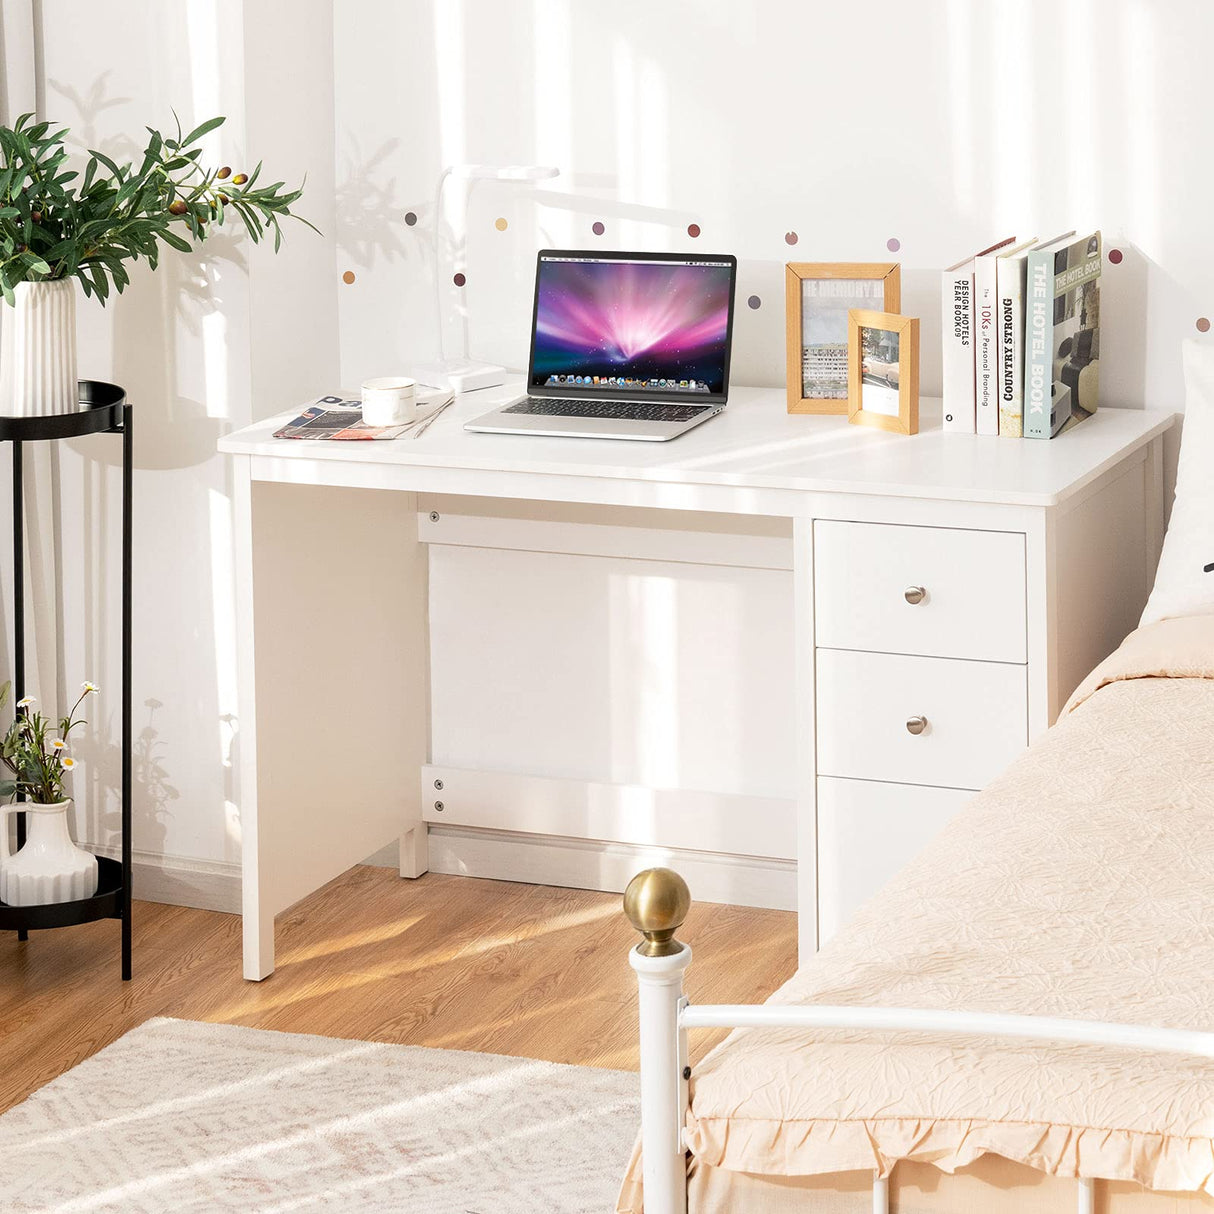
xmin=401 ymin=823 xmax=429 ymax=879
xmin=792 ymin=518 xmax=818 ymax=966
xmin=234 ymin=458 xmax=273 ymax=980
xmin=234 ymin=460 xmax=430 ymax=981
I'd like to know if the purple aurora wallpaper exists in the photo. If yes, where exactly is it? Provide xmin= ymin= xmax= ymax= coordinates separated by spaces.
xmin=530 ymin=258 xmax=732 ymax=392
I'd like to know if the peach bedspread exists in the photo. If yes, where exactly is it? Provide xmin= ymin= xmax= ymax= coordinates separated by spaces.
xmin=619 ymin=616 xmax=1214 ymax=1210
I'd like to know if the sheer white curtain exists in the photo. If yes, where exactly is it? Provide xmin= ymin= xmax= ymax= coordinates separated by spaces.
xmin=0 ymin=0 xmax=67 ymax=731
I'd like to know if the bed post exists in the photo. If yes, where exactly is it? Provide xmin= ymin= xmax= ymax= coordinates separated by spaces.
xmin=625 ymin=868 xmax=693 ymax=1214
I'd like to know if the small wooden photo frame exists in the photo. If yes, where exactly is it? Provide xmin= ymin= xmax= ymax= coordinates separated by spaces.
xmin=785 ymin=262 xmax=900 ymax=414
xmin=847 ymin=309 xmax=919 ymax=435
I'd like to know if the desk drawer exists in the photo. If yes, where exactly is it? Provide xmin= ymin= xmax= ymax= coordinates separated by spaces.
xmin=814 ymin=521 xmax=1026 ymax=662
xmin=816 ymin=649 xmax=1028 ymax=790
xmin=817 ymin=776 xmax=972 ymax=945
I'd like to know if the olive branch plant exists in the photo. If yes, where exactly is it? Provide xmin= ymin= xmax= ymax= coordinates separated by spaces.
xmin=0 ymin=111 xmax=316 ymax=306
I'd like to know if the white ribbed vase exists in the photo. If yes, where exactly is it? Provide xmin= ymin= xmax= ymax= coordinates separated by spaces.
xmin=0 ymin=799 xmax=98 ymax=906
xmin=0 ymin=279 xmax=78 ymax=416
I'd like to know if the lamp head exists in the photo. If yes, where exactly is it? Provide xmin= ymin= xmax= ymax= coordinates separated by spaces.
xmin=450 ymin=164 xmax=560 ymax=182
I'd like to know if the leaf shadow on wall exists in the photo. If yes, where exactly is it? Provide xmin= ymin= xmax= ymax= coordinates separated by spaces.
xmin=77 ymin=698 xmax=177 ymax=863
xmin=49 ymin=73 xmax=237 ymax=473
xmin=337 ymin=136 xmax=414 ymax=270
xmin=40 ymin=73 xmax=243 ymax=873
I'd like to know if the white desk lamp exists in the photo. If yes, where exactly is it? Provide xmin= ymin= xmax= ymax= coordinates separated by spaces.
xmin=411 ymin=163 xmax=560 ymax=394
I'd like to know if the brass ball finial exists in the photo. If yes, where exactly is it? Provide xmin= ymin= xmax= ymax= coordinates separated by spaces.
xmin=623 ymin=867 xmax=691 ymax=957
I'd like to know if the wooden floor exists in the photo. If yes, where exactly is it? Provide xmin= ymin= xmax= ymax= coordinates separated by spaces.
xmin=0 ymin=866 xmax=797 ymax=1115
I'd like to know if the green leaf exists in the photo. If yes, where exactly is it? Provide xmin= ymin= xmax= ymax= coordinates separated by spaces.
xmin=159 ymin=228 xmax=191 ymax=252
xmin=88 ymin=148 xmax=123 ymax=180
xmin=180 ymin=115 xmax=225 ymax=146
xmin=89 ymin=264 xmax=109 ymax=302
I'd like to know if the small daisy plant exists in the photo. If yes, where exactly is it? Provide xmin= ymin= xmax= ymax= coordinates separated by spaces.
xmin=0 ymin=680 xmax=98 ymax=804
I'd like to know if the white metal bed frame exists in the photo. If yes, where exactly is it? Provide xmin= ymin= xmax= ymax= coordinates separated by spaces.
xmin=624 ymin=868 xmax=1214 ymax=1214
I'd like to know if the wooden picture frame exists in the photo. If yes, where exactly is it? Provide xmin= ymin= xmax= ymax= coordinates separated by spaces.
xmin=785 ymin=262 xmax=900 ymax=414
xmin=847 ymin=308 xmax=919 ymax=435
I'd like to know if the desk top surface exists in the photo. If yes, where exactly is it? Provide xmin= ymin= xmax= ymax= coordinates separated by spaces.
xmin=218 ymin=383 xmax=1175 ymax=508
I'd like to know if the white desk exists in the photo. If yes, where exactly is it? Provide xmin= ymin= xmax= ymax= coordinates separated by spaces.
xmin=220 ymin=385 xmax=1173 ymax=979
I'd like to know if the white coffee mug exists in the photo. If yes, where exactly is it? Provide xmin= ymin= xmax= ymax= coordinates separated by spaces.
xmin=362 ymin=376 xmax=417 ymax=426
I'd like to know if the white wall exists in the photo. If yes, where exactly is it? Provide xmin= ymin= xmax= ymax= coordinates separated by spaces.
xmin=329 ymin=0 xmax=1207 ymax=892
xmin=333 ymin=0 xmax=1214 ymax=412
xmin=4 ymin=0 xmax=338 ymax=899
xmin=5 ymin=1 xmax=1211 ymax=906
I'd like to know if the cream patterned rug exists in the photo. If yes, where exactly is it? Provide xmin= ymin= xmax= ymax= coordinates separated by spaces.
xmin=0 ymin=1017 xmax=640 ymax=1213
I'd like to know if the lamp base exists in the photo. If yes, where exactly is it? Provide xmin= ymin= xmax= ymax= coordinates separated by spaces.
xmin=408 ymin=358 xmax=506 ymax=394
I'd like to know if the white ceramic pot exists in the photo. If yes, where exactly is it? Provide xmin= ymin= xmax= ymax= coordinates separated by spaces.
xmin=0 ymin=278 xmax=78 ymax=417
xmin=0 ymin=799 xmax=98 ymax=906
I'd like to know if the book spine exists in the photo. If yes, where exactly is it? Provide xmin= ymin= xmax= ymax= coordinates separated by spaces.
xmin=941 ymin=268 xmax=975 ymax=433
xmin=1023 ymin=249 xmax=1053 ymax=439
xmin=997 ymin=256 xmax=1027 ymax=438
xmin=973 ymin=254 xmax=999 ymax=435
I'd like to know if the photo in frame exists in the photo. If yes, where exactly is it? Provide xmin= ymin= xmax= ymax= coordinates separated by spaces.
xmin=784 ymin=263 xmax=900 ymax=414
xmin=847 ymin=308 xmax=920 ymax=435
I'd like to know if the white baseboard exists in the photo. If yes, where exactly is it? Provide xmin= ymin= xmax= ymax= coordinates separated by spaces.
xmin=419 ymin=824 xmax=796 ymax=910
xmin=89 ymin=844 xmax=241 ymax=915
xmin=86 ymin=828 xmax=792 ymax=918
xmin=363 ymin=841 xmax=401 ymax=868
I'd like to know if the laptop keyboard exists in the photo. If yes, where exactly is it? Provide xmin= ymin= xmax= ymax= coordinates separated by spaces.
xmin=503 ymin=397 xmax=710 ymax=423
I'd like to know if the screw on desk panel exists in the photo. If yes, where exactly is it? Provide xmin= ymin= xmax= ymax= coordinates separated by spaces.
xmin=434 ymin=801 xmax=445 ymax=812
xmin=683 ymin=1066 xmax=691 ymax=1080
xmin=433 ymin=778 xmax=444 ymax=790
xmin=429 ymin=511 xmax=440 ymax=522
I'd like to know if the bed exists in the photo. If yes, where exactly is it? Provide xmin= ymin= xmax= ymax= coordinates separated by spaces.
xmin=617 ymin=612 xmax=1214 ymax=1213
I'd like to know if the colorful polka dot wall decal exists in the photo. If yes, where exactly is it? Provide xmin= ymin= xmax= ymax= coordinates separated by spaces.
xmin=494 ymin=217 xmax=508 ymax=231
xmin=453 ymin=272 xmax=466 ymax=288
xmin=1199 ymin=317 xmax=1211 ymax=333
xmin=1108 ymin=248 xmax=1123 ymax=265
xmin=404 ymin=211 xmax=418 ymax=226
xmin=687 ymin=223 xmax=701 ymax=238
xmin=592 ymin=220 xmax=605 ymax=236
xmin=341 ymin=270 xmax=356 ymax=284
xmin=785 ymin=232 xmax=798 ymax=245
xmin=747 ymin=295 xmax=762 ymax=309
xmin=886 ymin=237 xmax=901 ymax=253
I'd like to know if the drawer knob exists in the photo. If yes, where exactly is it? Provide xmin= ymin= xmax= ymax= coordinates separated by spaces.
xmin=904 ymin=585 xmax=926 ymax=605
xmin=905 ymin=715 xmax=928 ymax=736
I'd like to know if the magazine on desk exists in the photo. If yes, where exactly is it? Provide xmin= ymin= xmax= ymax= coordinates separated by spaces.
xmin=274 ymin=393 xmax=455 ymax=440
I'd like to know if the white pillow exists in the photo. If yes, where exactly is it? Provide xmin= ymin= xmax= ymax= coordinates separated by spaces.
xmin=1141 ymin=339 xmax=1214 ymax=626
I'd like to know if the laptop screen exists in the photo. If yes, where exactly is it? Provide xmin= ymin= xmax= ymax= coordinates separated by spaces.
xmin=529 ymin=252 xmax=736 ymax=399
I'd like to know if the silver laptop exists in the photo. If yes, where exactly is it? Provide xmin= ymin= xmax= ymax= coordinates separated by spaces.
xmin=466 ymin=249 xmax=737 ymax=441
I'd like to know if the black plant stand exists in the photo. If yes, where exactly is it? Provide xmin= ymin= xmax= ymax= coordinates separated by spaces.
xmin=0 ymin=382 xmax=132 ymax=980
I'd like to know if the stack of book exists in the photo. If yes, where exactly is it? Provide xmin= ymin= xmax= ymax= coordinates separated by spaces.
xmin=941 ymin=230 xmax=1102 ymax=438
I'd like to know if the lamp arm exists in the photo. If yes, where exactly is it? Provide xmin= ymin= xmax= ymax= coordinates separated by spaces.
xmin=432 ymin=167 xmax=454 ymax=365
